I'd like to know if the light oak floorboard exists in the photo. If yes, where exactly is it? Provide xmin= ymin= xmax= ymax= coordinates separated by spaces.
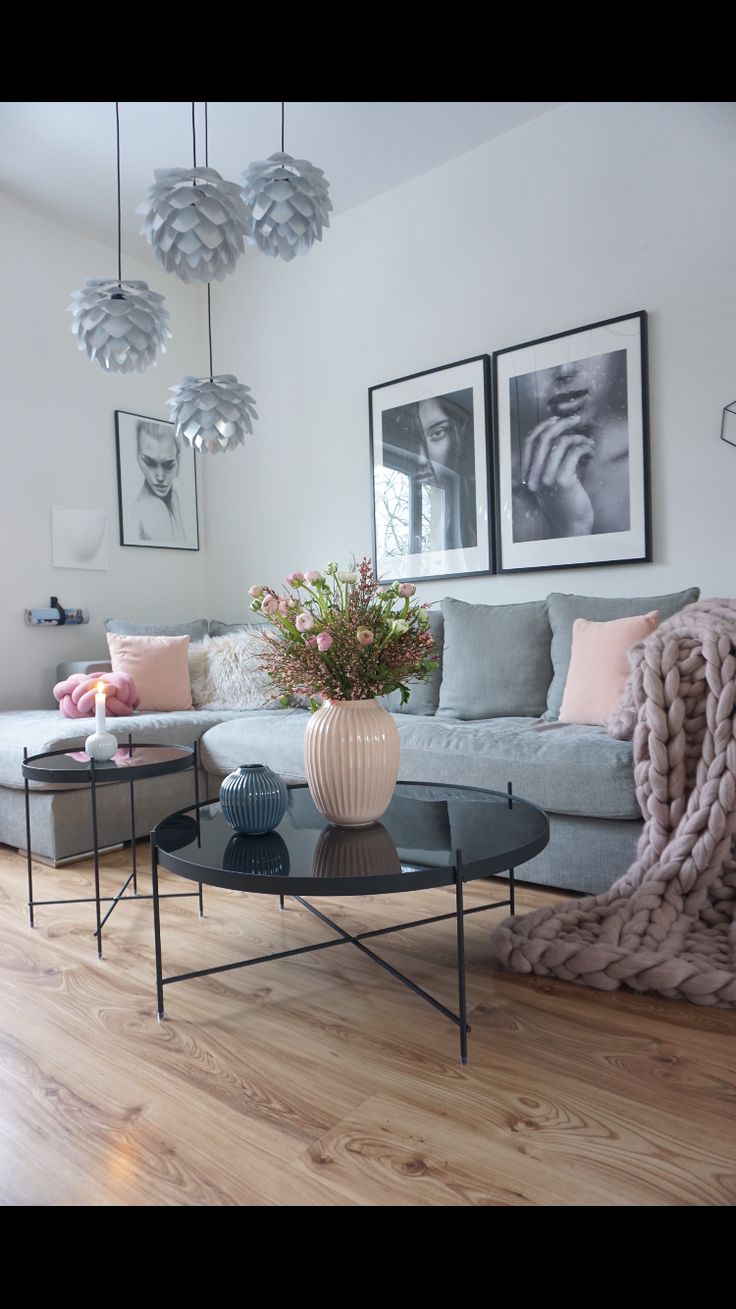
xmin=0 ymin=842 xmax=734 ymax=1205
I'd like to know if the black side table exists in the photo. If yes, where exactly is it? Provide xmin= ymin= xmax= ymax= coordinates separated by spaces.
xmin=22 ymin=737 xmax=202 ymax=958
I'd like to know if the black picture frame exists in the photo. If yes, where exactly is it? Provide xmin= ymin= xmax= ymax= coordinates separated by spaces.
xmin=115 ymin=409 xmax=199 ymax=552
xmin=492 ymin=311 xmax=651 ymax=574
xmin=368 ymin=354 xmax=493 ymax=583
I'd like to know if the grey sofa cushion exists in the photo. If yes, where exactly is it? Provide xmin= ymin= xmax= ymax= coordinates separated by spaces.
xmin=545 ymin=587 xmax=701 ymax=720
xmin=105 ymin=618 xmax=209 ymax=641
xmin=200 ymin=710 xmax=638 ymax=820
xmin=379 ymin=610 xmax=445 ymax=716
xmin=209 ymin=617 xmax=267 ymax=636
xmin=437 ymin=597 xmax=552 ymax=720
xmin=56 ymin=660 xmax=113 ymax=681
xmin=201 ymin=710 xmax=310 ymax=783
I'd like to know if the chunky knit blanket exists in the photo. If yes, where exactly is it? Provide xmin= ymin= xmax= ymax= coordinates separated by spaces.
xmin=491 ymin=599 xmax=736 ymax=1007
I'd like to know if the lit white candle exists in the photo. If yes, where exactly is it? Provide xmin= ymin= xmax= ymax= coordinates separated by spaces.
xmin=95 ymin=684 xmax=106 ymax=735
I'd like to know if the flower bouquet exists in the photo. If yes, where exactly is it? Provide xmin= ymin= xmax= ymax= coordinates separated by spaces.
xmin=248 ymin=558 xmax=438 ymax=826
xmin=248 ymin=558 xmax=438 ymax=709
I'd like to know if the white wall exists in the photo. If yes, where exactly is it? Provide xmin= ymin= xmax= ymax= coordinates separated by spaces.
xmin=0 ymin=194 xmax=208 ymax=708
xmin=202 ymin=101 xmax=736 ymax=619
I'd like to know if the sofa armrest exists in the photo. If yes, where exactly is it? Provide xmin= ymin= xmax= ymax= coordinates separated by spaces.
xmin=56 ymin=660 xmax=113 ymax=681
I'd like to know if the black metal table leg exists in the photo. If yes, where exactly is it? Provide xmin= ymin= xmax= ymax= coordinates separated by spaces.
xmin=23 ymin=748 xmax=34 ymax=928
xmin=89 ymin=760 xmax=104 ymax=958
xmin=128 ymin=734 xmax=137 ymax=894
xmin=193 ymin=741 xmax=204 ymax=917
xmin=150 ymin=835 xmax=165 ymax=1020
xmin=455 ymin=867 xmax=469 ymax=1065
xmin=507 ymin=781 xmax=515 ymax=916
xmin=279 ymin=895 xmax=285 ymax=911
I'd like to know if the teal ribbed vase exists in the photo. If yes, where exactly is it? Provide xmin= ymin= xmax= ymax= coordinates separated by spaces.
xmin=219 ymin=763 xmax=288 ymax=835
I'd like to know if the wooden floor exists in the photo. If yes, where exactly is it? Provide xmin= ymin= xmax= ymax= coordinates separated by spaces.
xmin=0 ymin=842 xmax=735 ymax=1206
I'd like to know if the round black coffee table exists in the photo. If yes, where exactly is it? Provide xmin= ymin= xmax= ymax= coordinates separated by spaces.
xmin=151 ymin=781 xmax=549 ymax=1063
xmin=22 ymin=739 xmax=201 ymax=958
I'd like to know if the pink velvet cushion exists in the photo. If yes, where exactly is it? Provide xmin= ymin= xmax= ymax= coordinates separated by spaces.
xmin=53 ymin=670 xmax=140 ymax=718
xmin=558 ymin=611 xmax=659 ymax=726
xmin=106 ymin=634 xmax=192 ymax=712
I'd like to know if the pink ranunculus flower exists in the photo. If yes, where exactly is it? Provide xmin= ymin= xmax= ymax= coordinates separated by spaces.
xmin=296 ymin=612 xmax=315 ymax=632
xmin=278 ymin=599 xmax=290 ymax=615
xmin=248 ymin=584 xmax=264 ymax=598
xmin=316 ymin=632 xmax=333 ymax=652
xmin=261 ymin=595 xmax=279 ymax=616
xmin=305 ymin=570 xmax=322 ymax=582
xmin=398 ymin=582 xmax=416 ymax=598
xmin=286 ymin=571 xmax=304 ymax=586
xmin=356 ymin=628 xmax=374 ymax=646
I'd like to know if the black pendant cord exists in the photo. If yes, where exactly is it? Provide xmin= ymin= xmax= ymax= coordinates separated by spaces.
xmin=207 ymin=283 xmax=214 ymax=380
xmin=203 ymin=101 xmax=213 ymax=379
xmin=191 ymin=100 xmax=197 ymax=170
xmin=281 ymin=100 xmax=285 ymax=153
xmin=115 ymin=101 xmax=122 ymax=285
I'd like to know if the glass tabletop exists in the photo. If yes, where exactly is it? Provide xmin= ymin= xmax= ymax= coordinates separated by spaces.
xmin=154 ymin=782 xmax=549 ymax=897
xmin=22 ymin=742 xmax=195 ymax=784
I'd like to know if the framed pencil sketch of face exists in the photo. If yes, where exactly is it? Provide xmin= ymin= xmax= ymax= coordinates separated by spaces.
xmin=369 ymin=355 xmax=492 ymax=582
xmin=493 ymin=312 xmax=651 ymax=573
xmin=115 ymin=410 xmax=199 ymax=551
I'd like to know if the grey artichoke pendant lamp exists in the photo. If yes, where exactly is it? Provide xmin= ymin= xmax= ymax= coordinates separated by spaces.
xmin=241 ymin=102 xmax=332 ymax=261
xmin=169 ymin=106 xmax=258 ymax=455
xmin=138 ymin=103 xmax=251 ymax=284
xmin=69 ymin=103 xmax=170 ymax=373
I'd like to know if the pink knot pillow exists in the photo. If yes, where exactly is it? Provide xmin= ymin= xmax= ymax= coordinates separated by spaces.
xmin=53 ymin=670 xmax=140 ymax=719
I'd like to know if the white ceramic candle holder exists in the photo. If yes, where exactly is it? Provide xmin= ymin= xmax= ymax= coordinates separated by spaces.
xmin=84 ymin=731 xmax=118 ymax=762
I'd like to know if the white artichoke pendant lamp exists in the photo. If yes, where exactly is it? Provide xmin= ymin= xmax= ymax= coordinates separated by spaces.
xmin=138 ymin=102 xmax=251 ymax=284
xmin=69 ymin=103 xmax=170 ymax=373
xmin=169 ymin=285 xmax=257 ymax=453
xmin=241 ymin=102 xmax=332 ymax=261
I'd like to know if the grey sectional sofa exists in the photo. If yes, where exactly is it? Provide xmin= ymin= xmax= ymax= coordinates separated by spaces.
xmin=0 ymin=587 xmax=699 ymax=892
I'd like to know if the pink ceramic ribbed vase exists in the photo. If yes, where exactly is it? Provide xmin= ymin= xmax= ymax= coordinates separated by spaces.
xmin=303 ymin=699 xmax=400 ymax=827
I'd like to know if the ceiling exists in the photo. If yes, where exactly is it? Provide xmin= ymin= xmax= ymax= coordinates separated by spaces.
xmin=0 ymin=102 xmax=561 ymax=265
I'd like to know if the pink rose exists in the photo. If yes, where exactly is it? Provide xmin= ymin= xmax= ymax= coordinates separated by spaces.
xmin=305 ymin=570 xmax=322 ymax=582
xmin=398 ymin=583 xmax=416 ymax=598
xmin=261 ymin=595 xmax=278 ymax=616
xmin=356 ymin=628 xmax=374 ymax=646
xmin=248 ymin=584 xmax=264 ymax=598
xmin=316 ymin=632 xmax=333 ymax=652
xmin=296 ymin=612 xmax=315 ymax=632
xmin=278 ymin=599 xmax=290 ymax=615
xmin=286 ymin=571 xmax=304 ymax=586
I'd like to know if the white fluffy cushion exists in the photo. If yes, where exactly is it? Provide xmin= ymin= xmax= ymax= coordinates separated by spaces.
xmin=188 ymin=632 xmax=277 ymax=710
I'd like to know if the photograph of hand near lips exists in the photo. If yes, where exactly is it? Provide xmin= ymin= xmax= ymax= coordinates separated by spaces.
xmin=511 ymin=349 xmax=630 ymax=543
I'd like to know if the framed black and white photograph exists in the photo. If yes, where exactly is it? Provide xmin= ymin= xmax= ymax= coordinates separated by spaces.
xmin=115 ymin=410 xmax=199 ymax=551
xmin=493 ymin=311 xmax=650 ymax=573
xmin=369 ymin=355 xmax=492 ymax=582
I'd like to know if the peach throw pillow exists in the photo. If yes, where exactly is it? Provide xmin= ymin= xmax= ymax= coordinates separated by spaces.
xmin=558 ymin=611 xmax=659 ymax=726
xmin=106 ymin=633 xmax=192 ymax=712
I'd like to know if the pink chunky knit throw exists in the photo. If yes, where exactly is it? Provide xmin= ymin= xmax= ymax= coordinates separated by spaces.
xmin=491 ymin=599 xmax=736 ymax=1007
